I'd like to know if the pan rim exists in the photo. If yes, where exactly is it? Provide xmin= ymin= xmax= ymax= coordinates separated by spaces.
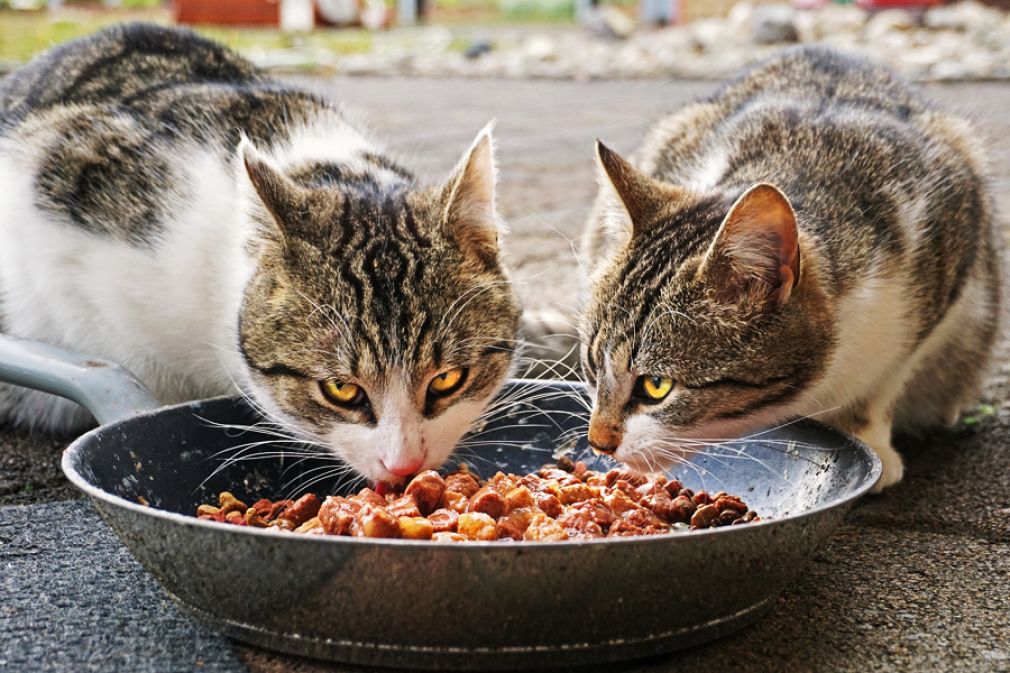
xmin=61 ymin=385 xmax=882 ymax=551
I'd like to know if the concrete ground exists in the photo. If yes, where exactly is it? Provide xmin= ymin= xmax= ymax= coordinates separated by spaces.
xmin=1 ymin=77 xmax=1009 ymax=673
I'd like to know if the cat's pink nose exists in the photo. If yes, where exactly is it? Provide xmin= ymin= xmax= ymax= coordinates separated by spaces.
xmin=382 ymin=456 xmax=425 ymax=478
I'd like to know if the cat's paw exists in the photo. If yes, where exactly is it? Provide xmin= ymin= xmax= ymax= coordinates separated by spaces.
xmin=870 ymin=443 xmax=905 ymax=493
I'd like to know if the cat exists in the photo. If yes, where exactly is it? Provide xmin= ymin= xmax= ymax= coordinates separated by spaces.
xmin=576 ymin=46 xmax=1001 ymax=492
xmin=0 ymin=24 xmax=521 ymax=483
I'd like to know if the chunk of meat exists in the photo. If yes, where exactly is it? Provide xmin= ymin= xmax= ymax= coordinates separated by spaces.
xmin=444 ymin=469 xmax=480 ymax=498
xmin=469 ymin=487 xmax=506 ymax=519
xmin=441 ymin=490 xmax=469 ymax=514
xmin=504 ymin=485 xmax=535 ymax=511
xmin=387 ymin=494 xmax=421 ymax=518
xmin=559 ymin=482 xmax=594 ymax=505
xmin=356 ymin=488 xmax=387 ymax=508
xmin=350 ymin=504 xmax=401 ymax=538
xmin=603 ymin=488 xmax=638 ymax=514
xmin=556 ymin=507 xmax=604 ymax=538
xmin=497 ymin=508 xmax=535 ymax=541
xmin=279 ymin=494 xmax=321 ymax=527
xmin=457 ymin=512 xmax=499 ymax=541
xmin=523 ymin=512 xmax=568 ymax=541
xmin=605 ymin=468 xmax=646 ymax=488
xmin=398 ymin=516 xmax=434 ymax=540
xmin=318 ymin=496 xmax=361 ymax=535
xmin=427 ymin=508 xmax=459 ymax=533
xmin=535 ymin=492 xmax=564 ymax=518
xmin=404 ymin=471 xmax=446 ymax=515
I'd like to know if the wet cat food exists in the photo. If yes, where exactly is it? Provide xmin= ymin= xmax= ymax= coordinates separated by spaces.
xmin=195 ymin=460 xmax=761 ymax=541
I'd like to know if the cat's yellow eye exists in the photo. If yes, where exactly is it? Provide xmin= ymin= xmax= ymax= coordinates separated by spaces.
xmin=638 ymin=375 xmax=674 ymax=402
xmin=321 ymin=379 xmax=365 ymax=406
xmin=429 ymin=367 xmax=467 ymax=396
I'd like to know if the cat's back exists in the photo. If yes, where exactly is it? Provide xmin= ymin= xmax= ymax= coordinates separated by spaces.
xmin=0 ymin=23 xmax=258 ymax=122
xmin=649 ymin=47 xmax=950 ymax=192
xmin=714 ymin=45 xmax=925 ymax=120
xmin=0 ymin=23 xmax=332 ymax=147
xmin=0 ymin=24 xmax=348 ymax=246
xmin=644 ymin=47 xmax=993 ymax=288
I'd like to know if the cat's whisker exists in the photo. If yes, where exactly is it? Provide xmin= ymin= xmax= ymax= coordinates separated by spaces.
xmin=652 ymin=450 xmax=726 ymax=491
xmin=648 ymin=437 xmax=783 ymax=479
xmin=282 ymin=466 xmax=359 ymax=501
xmin=738 ymin=407 xmax=843 ymax=440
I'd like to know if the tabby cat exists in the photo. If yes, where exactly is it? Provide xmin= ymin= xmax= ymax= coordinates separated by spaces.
xmin=0 ymin=25 xmax=521 ymax=482
xmin=578 ymin=47 xmax=1000 ymax=491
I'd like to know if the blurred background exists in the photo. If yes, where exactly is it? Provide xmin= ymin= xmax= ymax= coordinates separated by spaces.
xmin=1 ymin=0 xmax=1009 ymax=81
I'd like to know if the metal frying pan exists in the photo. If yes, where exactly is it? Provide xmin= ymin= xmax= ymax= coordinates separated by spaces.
xmin=0 ymin=334 xmax=880 ymax=670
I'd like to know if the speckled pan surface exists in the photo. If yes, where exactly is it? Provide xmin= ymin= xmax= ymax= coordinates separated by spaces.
xmin=61 ymin=381 xmax=880 ymax=670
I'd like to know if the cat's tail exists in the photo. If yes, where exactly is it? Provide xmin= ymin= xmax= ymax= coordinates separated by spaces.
xmin=517 ymin=308 xmax=583 ymax=381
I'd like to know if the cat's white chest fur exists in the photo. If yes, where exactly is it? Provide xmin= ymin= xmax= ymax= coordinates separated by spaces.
xmin=0 ymin=145 xmax=252 ymax=421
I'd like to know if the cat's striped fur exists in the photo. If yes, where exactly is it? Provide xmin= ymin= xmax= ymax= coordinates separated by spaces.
xmin=578 ymin=47 xmax=1001 ymax=491
xmin=0 ymin=24 xmax=521 ymax=482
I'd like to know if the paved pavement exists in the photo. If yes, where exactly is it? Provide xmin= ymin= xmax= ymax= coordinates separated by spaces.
xmin=2 ymin=77 xmax=1009 ymax=673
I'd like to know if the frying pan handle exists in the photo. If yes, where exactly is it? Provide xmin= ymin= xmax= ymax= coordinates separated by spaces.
xmin=0 ymin=334 xmax=161 ymax=425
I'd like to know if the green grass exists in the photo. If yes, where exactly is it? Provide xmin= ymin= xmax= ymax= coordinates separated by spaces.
xmin=0 ymin=7 xmax=377 ymax=64
xmin=960 ymin=403 xmax=997 ymax=427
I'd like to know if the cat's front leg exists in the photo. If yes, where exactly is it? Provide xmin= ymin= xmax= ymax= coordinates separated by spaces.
xmin=854 ymin=415 xmax=904 ymax=493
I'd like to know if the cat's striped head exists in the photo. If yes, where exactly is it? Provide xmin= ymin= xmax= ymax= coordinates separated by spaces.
xmin=236 ymin=126 xmax=521 ymax=483
xmin=580 ymin=143 xmax=832 ymax=471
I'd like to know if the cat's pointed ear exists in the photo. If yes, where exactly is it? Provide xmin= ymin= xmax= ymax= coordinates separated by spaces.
xmin=702 ymin=183 xmax=800 ymax=309
xmin=595 ymin=141 xmax=689 ymax=237
xmin=239 ymin=136 xmax=303 ymax=243
xmin=441 ymin=121 xmax=501 ymax=265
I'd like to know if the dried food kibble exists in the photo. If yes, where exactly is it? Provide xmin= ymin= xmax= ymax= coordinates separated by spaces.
xmin=690 ymin=504 xmax=719 ymax=529
xmin=218 ymin=492 xmax=247 ymax=515
xmin=713 ymin=494 xmax=748 ymax=515
xmin=555 ymin=455 xmax=576 ymax=472
xmin=692 ymin=491 xmax=713 ymax=507
xmin=196 ymin=464 xmax=760 ymax=540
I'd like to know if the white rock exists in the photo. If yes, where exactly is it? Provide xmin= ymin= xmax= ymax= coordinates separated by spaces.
xmin=523 ymin=36 xmax=558 ymax=62
xmin=864 ymin=8 xmax=916 ymax=42
xmin=809 ymin=4 xmax=868 ymax=39
xmin=750 ymin=4 xmax=800 ymax=44
xmin=924 ymin=0 xmax=1003 ymax=31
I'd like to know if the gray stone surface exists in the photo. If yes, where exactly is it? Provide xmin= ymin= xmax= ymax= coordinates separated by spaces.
xmin=2 ymin=77 xmax=1009 ymax=672
xmin=0 ymin=501 xmax=244 ymax=672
